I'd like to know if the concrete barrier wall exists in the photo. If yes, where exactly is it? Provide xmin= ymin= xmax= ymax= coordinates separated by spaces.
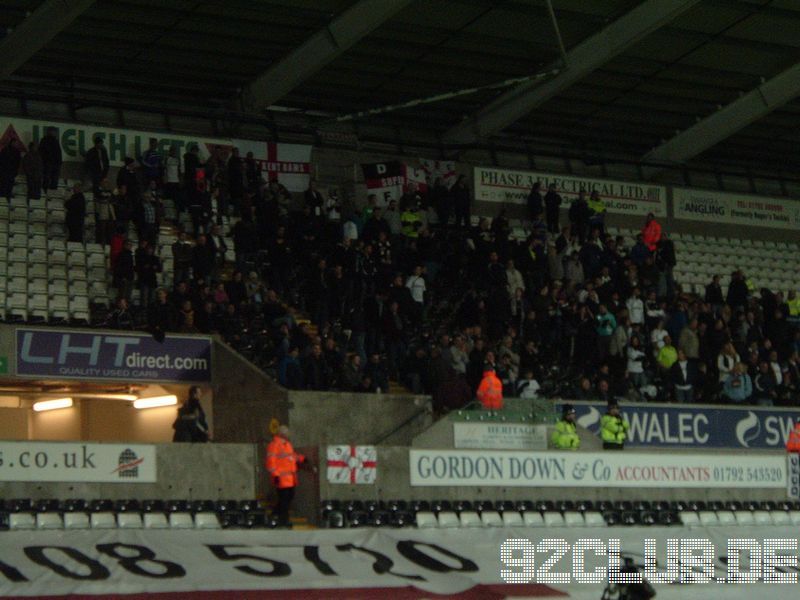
xmin=0 ymin=443 xmax=258 ymax=500
xmin=287 ymin=391 xmax=432 ymax=447
xmin=319 ymin=446 xmax=788 ymax=504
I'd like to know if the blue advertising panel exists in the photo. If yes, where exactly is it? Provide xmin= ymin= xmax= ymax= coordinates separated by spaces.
xmin=16 ymin=328 xmax=212 ymax=383
xmin=560 ymin=401 xmax=800 ymax=450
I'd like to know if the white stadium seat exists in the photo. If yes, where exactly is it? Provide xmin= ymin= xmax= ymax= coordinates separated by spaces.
xmin=522 ymin=511 xmax=545 ymax=527
xmin=752 ymin=510 xmax=772 ymax=526
xmin=563 ymin=511 xmax=585 ymax=527
xmin=194 ymin=512 xmax=221 ymax=529
xmin=698 ymin=511 xmax=718 ymax=526
xmin=168 ymin=512 xmax=194 ymax=529
xmin=9 ymin=513 xmax=36 ymax=530
xmin=91 ymin=512 xmax=117 ymax=529
xmin=117 ymin=513 xmax=144 ymax=529
xmin=143 ymin=513 xmax=169 ymax=529
xmin=415 ymin=511 xmax=437 ymax=529
xmin=458 ymin=511 xmax=482 ymax=528
xmin=436 ymin=511 xmax=459 ymax=529
xmin=501 ymin=511 xmax=524 ymax=527
xmin=769 ymin=511 xmax=791 ymax=526
xmin=583 ymin=511 xmax=605 ymax=527
xmin=36 ymin=513 xmax=63 ymax=529
xmin=715 ymin=511 xmax=736 ymax=526
xmin=480 ymin=511 xmax=504 ymax=527
xmin=64 ymin=512 xmax=90 ymax=529
xmin=734 ymin=511 xmax=755 ymax=526
xmin=543 ymin=512 xmax=566 ymax=527
xmin=679 ymin=511 xmax=700 ymax=526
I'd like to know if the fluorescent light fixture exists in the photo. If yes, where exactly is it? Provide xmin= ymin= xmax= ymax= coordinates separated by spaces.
xmin=133 ymin=395 xmax=177 ymax=409
xmin=89 ymin=393 xmax=138 ymax=401
xmin=37 ymin=393 xmax=139 ymax=401
xmin=33 ymin=398 xmax=73 ymax=412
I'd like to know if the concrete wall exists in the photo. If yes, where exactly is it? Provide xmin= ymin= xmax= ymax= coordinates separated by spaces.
xmin=287 ymin=390 xmax=433 ymax=447
xmin=0 ymin=443 xmax=257 ymax=500
xmin=319 ymin=446 xmax=788 ymax=504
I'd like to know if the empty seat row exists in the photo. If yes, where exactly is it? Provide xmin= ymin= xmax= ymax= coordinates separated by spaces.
xmin=5 ymin=511 xmax=221 ymax=530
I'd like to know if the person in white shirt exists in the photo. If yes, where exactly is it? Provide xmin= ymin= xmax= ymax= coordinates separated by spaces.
xmin=717 ymin=342 xmax=740 ymax=384
xmin=506 ymin=259 xmax=525 ymax=298
xmin=626 ymin=335 xmax=647 ymax=389
xmin=406 ymin=265 xmax=426 ymax=305
xmin=650 ymin=320 xmax=668 ymax=356
xmin=516 ymin=370 xmax=541 ymax=399
xmin=163 ymin=145 xmax=182 ymax=220
xmin=625 ymin=287 xmax=644 ymax=325
xmin=325 ymin=189 xmax=341 ymax=222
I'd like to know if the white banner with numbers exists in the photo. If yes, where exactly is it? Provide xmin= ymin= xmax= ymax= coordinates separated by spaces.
xmin=0 ymin=526 xmax=797 ymax=597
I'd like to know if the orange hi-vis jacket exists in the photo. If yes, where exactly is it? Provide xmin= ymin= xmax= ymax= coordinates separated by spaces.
xmin=477 ymin=370 xmax=504 ymax=410
xmin=266 ymin=436 xmax=305 ymax=489
xmin=787 ymin=423 xmax=800 ymax=452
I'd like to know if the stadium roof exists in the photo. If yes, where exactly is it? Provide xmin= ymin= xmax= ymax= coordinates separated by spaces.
xmin=2 ymin=0 xmax=800 ymax=173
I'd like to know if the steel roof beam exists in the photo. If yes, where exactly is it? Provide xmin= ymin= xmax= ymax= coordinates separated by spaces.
xmin=241 ymin=0 xmax=413 ymax=112
xmin=0 ymin=0 xmax=97 ymax=80
xmin=442 ymin=0 xmax=703 ymax=144
xmin=643 ymin=61 xmax=800 ymax=164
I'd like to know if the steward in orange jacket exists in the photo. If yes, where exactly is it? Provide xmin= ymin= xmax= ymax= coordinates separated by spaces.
xmin=266 ymin=425 xmax=306 ymax=526
xmin=787 ymin=421 xmax=800 ymax=452
xmin=477 ymin=367 xmax=504 ymax=410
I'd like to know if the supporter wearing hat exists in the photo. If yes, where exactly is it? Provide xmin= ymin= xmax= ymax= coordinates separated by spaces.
xmin=552 ymin=404 xmax=580 ymax=450
xmin=600 ymin=401 xmax=629 ymax=450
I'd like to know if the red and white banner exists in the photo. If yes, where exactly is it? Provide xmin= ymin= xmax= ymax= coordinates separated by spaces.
xmin=326 ymin=445 xmax=377 ymax=484
xmin=232 ymin=139 xmax=312 ymax=192
xmin=420 ymin=158 xmax=457 ymax=188
xmin=362 ymin=162 xmax=427 ymax=205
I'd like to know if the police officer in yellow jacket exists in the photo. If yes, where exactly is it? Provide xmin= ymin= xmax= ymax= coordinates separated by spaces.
xmin=552 ymin=404 xmax=580 ymax=450
xmin=600 ymin=401 xmax=629 ymax=450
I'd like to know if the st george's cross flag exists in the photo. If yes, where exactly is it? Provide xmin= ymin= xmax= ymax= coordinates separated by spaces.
xmin=326 ymin=445 xmax=378 ymax=484
xmin=231 ymin=139 xmax=312 ymax=192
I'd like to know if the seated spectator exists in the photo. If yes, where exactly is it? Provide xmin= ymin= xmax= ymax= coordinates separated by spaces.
xmin=723 ymin=363 xmax=752 ymax=404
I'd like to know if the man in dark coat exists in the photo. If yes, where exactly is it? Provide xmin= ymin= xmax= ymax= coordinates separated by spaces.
xmin=39 ymin=127 xmax=63 ymax=192
xmin=85 ymin=137 xmax=109 ymax=192
xmin=0 ymin=142 xmax=21 ymax=199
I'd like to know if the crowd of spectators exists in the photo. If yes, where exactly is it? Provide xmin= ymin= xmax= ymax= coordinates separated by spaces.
xmin=4 ymin=131 xmax=798 ymax=410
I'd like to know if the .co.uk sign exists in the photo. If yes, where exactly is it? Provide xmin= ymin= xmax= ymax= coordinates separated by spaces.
xmin=564 ymin=402 xmax=800 ymax=449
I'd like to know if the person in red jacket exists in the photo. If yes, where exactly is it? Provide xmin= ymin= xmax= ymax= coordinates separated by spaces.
xmin=787 ymin=420 xmax=800 ymax=452
xmin=642 ymin=212 xmax=662 ymax=252
xmin=477 ymin=365 xmax=504 ymax=411
xmin=266 ymin=425 xmax=308 ymax=526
